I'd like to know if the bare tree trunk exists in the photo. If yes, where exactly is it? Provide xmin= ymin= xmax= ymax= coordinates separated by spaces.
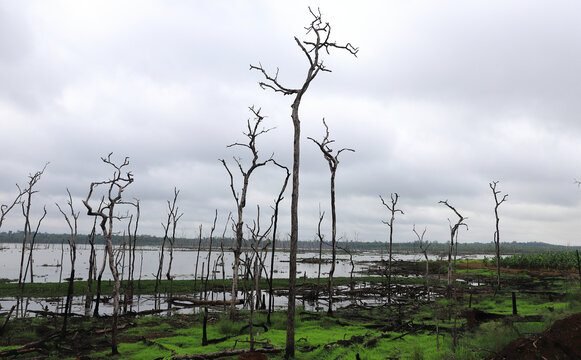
xmin=85 ymin=217 xmax=99 ymax=315
xmin=128 ymin=201 xmax=140 ymax=311
xmin=23 ymin=206 xmax=46 ymax=286
xmin=18 ymin=164 xmax=48 ymax=288
xmin=250 ymin=9 xmax=357 ymax=356
xmin=93 ymin=245 xmax=107 ymax=317
xmin=221 ymin=107 xmax=274 ymax=317
xmin=308 ymin=119 xmax=354 ymax=316
xmin=56 ymin=189 xmax=79 ymax=338
xmin=194 ymin=224 xmax=203 ymax=296
xmin=490 ymin=181 xmax=508 ymax=290
xmin=202 ymin=211 xmax=218 ymax=346
xmin=82 ymin=153 xmax=134 ymax=355
xmin=439 ymin=200 xmax=467 ymax=298
xmin=105 ymin=235 xmax=120 ymax=354
xmin=380 ymin=194 xmax=403 ymax=304
xmin=268 ymin=162 xmax=289 ymax=324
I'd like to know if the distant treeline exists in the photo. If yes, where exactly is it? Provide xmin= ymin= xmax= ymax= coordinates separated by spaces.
xmin=0 ymin=231 xmax=578 ymax=255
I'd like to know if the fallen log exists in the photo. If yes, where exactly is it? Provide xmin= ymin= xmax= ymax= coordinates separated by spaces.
xmin=170 ymin=297 xmax=243 ymax=307
xmin=172 ymin=347 xmax=282 ymax=359
xmin=0 ymin=305 xmax=15 ymax=335
xmin=125 ymin=308 xmax=165 ymax=316
xmin=363 ymin=333 xmax=391 ymax=347
xmin=94 ymin=322 xmax=134 ymax=334
xmin=28 ymin=309 xmax=83 ymax=317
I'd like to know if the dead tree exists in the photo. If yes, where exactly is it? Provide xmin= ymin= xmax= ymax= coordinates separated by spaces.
xmin=413 ymin=225 xmax=430 ymax=299
xmin=164 ymin=188 xmax=183 ymax=301
xmin=439 ymin=200 xmax=467 ymax=297
xmin=308 ymin=118 xmax=354 ymax=315
xmin=18 ymin=163 xmax=48 ymax=287
xmin=267 ymin=161 xmax=290 ymax=325
xmin=124 ymin=200 xmax=140 ymax=313
xmin=154 ymin=189 xmax=180 ymax=300
xmin=246 ymin=206 xmax=273 ymax=351
xmin=380 ymin=193 xmax=403 ymax=304
xmin=220 ymin=106 xmax=273 ymax=316
xmin=193 ymin=224 xmax=203 ymax=296
xmin=316 ymin=206 xmax=325 ymax=294
xmin=0 ymin=184 xmax=25 ymax=231
xmin=219 ymin=213 xmax=232 ymax=309
xmin=202 ymin=210 xmax=218 ymax=346
xmin=336 ymin=241 xmax=355 ymax=292
xmin=251 ymin=7 xmax=357 ymax=356
xmin=82 ymin=153 xmax=134 ymax=355
xmin=55 ymin=189 xmax=79 ymax=338
xmin=490 ymin=181 xmax=508 ymax=290
xmin=22 ymin=205 xmax=47 ymax=286
xmin=84 ymin=208 xmax=100 ymax=315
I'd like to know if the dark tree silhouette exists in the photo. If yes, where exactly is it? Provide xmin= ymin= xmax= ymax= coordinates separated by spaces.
xmin=251 ymin=8 xmax=357 ymax=355
xmin=380 ymin=193 xmax=403 ymax=304
xmin=308 ymin=118 xmax=354 ymax=316
xmin=55 ymin=189 xmax=79 ymax=338
xmin=82 ymin=153 xmax=135 ymax=355
xmin=490 ymin=181 xmax=508 ymax=290
xmin=220 ymin=106 xmax=273 ymax=316
xmin=439 ymin=200 xmax=467 ymax=296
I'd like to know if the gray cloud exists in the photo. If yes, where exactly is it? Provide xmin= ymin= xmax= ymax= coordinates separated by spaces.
xmin=1 ymin=1 xmax=581 ymax=245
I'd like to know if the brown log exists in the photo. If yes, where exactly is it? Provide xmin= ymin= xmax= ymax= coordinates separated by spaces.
xmin=170 ymin=296 xmax=243 ymax=307
xmin=172 ymin=347 xmax=282 ymax=359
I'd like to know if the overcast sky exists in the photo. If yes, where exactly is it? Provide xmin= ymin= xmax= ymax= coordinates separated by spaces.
xmin=1 ymin=1 xmax=581 ymax=246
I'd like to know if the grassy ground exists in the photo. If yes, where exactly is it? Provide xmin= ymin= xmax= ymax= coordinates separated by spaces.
xmin=1 ymin=262 xmax=581 ymax=359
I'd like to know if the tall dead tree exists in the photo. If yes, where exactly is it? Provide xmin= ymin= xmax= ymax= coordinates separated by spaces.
xmin=84 ymin=206 xmax=100 ymax=315
xmin=220 ymin=106 xmax=273 ymax=316
xmin=380 ymin=193 xmax=403 ymax=304
xmin=82 ymin=153 xmax=134 ymax=355
xmin=18 ymin=164 xmax=48 ymax=287
xmin=154 ymin=188 xmax=181 ymax=296
xmin=439 ymin=200 xmax=467 ymax=296
xmin=202 ymin=210 xmax=218 ymax=346
xmin=490 ymin=181 xmax=508 ymax=290
xmin=308 ymin=118 xmax=354 ymax=316
xmin=413 ymin=225 xmax=430 ymax=298
xmin=55 ymin=189 xmax=79 ymax=338
xmin=246 ymin=206 xmax=273 ymax=351
xmin=316 ymin=206 xmax=325 ymax=295
xmin=125 ymin=200 xmax=140 ymax=313
xmin=267 ymin=161 xmax=290 ymax=325
xmin=164 ymin=188 xmax=183 ymax=290
xmin=251 ymin=8 xmax=357 ymax=355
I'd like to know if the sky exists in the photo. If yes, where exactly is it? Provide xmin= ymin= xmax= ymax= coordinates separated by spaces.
xmin=1 ymin=1 xmax=581 ymax=246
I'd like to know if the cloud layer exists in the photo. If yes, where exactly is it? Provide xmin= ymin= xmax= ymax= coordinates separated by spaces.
xmin=1 ymin=1 xmax=581 ymax=246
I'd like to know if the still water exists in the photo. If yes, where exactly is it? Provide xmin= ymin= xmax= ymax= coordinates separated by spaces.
xmin=0 ymin=243 xmax=442 ymax=283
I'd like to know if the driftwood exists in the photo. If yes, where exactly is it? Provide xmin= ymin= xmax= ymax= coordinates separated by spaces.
xmin=28 ymin=309 xmax=82 ymax=317
xmin=172 ymin=347 xmax=282 ymax=359
xmin=170 ymin=296 xmax=243 ymax=307
xmin=125 ymin=308 xmax=165 ymax=316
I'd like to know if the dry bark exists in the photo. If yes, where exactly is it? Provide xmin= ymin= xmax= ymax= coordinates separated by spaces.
xmin=251 ymin=9 xmax=357 ymax=356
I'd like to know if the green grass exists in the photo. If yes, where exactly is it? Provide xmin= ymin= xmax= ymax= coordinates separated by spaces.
xmin=2 ymin=265 xmax=581 ymax=359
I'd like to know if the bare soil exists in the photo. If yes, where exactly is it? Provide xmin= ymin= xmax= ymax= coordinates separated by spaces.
xmin=491 ymin=312 xmax=581 ymax=360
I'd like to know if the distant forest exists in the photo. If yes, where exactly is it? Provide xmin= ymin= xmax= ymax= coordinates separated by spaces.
xmin=0 ymin=231 xmax=578 ymax=255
